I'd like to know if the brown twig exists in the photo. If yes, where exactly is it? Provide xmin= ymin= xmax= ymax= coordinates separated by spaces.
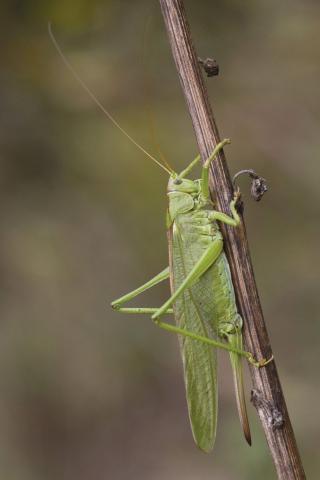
xmin=159 ymin=1 xmax=305 ymax=478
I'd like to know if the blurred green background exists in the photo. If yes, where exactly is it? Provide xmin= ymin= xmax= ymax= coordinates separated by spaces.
xmin=1 ymin=0 xmax=319 ymax=478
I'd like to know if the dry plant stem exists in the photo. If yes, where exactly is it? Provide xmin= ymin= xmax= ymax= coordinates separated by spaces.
xmin=159 ymin=1 xmax=305 ymax=478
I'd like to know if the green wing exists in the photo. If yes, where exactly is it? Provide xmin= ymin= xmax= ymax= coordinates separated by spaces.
xmin=168 ymin=220 xmax=218 ymax=452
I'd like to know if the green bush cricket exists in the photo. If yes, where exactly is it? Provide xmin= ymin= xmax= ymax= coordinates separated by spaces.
xmin=49 ymin=24 xmax=272 ymax=453
xmin=111 ymin=140 xmax=273 ymax=451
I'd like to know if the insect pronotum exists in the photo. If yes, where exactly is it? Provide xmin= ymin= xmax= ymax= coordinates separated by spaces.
xmin=49 ymin=24 xmax=272 ymax=453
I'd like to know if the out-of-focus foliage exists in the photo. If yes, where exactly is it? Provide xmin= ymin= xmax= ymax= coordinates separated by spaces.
xmin=0 ymin=1 xmax=319 ymax=478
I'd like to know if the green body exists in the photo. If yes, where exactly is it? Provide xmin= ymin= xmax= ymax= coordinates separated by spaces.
xmin=166 ymin=173 xmax=250 ymax=450
xmin=168 ymin=209 xmax=222 ymax=451
xmin=112 ymin=140 xmax=270 ymax=451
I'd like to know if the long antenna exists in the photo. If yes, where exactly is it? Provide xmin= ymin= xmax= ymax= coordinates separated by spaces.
xmin=48 ymin=22 xmax=173 ymax=175
xmin=141 ymin=13 xmax=174 ymax=174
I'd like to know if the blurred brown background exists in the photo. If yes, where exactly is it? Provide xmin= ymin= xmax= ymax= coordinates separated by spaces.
xmin=1 ymin=0 xmax=319 ymax=479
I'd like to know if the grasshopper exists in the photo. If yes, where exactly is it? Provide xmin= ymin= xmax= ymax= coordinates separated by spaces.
xmin=111 ymin=140 xmax=272 ymax=451
xmin=49 ymin=24 xmax=272 ymax=453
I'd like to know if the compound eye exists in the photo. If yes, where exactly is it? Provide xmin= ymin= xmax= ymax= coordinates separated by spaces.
xmin=173 ymin=178 xmax=182 ymax=185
